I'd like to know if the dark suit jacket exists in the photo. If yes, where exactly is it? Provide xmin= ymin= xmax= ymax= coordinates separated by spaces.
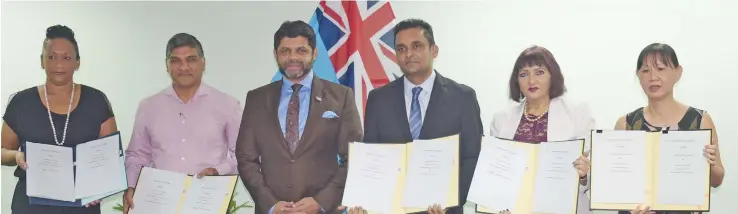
xmin=363 ymin=71 xmax=483 ymax=214
xmin=236 ymin=75 xmax=364 ymax=214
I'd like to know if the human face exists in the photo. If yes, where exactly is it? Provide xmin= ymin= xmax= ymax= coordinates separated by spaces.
xmin=41 ymin=38 xmax=79 ymax=86
xmin=637 ymin=55 xmax=682 ymax=100
xmin=274 ymin=36 xmax=316 ymax=81
xmin=395 ymin=27 xmax=438 ymax=76
xmin=518 ymin=65 xmax=551 ymax=102
xmin=167 ymin=46 xmax=205 ymax=88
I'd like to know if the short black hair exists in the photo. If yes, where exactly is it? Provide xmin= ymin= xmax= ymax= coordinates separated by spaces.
xmin=393 ymin=18 xmax=435 ymax=46
xmin=44 ymin=25 xmax=80 ymax=59
xmin=165 ymin=33 xmax=204 ymax=58
xmin=273 ymin=20 xmax=316 ymax=50
xmin=509 ymin=46 xmax=566 ymax=102
xmin=636 ymin=43 xmax=679 ymax=71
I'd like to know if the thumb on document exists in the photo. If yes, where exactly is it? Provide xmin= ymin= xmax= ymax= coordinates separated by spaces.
xmin=15 ymin=152 xmax=27 ymax=170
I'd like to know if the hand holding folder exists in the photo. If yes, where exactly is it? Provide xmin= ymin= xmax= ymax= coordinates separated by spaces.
xmin=341 ymin=135 xmax=459 ymax=214
xmin=589 ymin=129 xmax=712 ymax=212
xmin=129 ymin=167 xmax=239 ymax=214
xmin=471 ymin=137 xmax=585 ymax=214
xmin=24 ymin=132 xmax=127 ymax=207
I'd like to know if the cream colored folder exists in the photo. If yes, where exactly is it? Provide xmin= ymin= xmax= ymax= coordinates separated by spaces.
xmin=475 ymin=137 xmax=585 ymax=214
xmin=132 ymin=167 xmax=239 ymax=214
xmin=589 ymin=130 xmax=711 ymax=212
xmin=345 ymin=134 xmax=459 ymax=214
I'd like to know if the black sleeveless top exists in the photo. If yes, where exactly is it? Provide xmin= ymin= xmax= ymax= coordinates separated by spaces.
xmin=618 ymin=107 xmax=705 ymax=214
xmin=625 ymin=107 xmax=704 ymax=132
xmin=2 ymin=84 xmax=113 ymax=214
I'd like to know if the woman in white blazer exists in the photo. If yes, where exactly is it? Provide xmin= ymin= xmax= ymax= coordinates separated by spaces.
xmin=489 ymin=46 xmax=594 ymax=214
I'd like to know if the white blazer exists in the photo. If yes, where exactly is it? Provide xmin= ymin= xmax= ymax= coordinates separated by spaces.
xmin=489 ymin=96 xmax=595 ymax=214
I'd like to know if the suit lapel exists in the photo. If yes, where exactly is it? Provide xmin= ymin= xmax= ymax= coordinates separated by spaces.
xmin=419 ymin=72 xmax=446 ymax=139
xmin=508 ymin=102 xmax=525 ymax=139
xmin=294 ymin=76 xmax=325 ymax=157
xmin=391 ymin=79 xmax=413 ymax=140
xmin=547 ymin=98 xmax=572 ymax=141
xmin=264 ymin=81 xmax=292 ymax=153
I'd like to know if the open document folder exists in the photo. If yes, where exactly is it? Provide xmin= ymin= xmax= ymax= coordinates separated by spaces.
xmin=24 ymin=132 xmax=127 ymax=207
xmin=589 ymin=129 xmax=712 ymax=212
xmin=129 ymin=167 xmax=239 ymax=214
xmin=341 ymin=134 xmax=459 ymax=214
xmin=472 ymin=137 xmax=585 ymax=214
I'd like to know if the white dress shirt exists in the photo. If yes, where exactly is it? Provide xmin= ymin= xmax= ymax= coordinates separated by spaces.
xmin=403 ymin=71 xmax=436 ymax=123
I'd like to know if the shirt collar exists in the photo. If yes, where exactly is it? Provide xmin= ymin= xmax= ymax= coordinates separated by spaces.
xmin=164 ymin=82 xmax=211 ymax=99
xmin=282 ymin=71 xmax=314 ymax=92
xmin=404 ymin=70 xmax=436 ymax=95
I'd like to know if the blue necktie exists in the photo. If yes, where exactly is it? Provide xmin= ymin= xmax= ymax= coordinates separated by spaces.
xmin=409 ymin=86 xmax=423 ymax=140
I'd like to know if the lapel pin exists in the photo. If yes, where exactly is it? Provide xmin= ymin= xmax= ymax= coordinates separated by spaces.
xmin=316 ymin=96 xmax=322 ymax=102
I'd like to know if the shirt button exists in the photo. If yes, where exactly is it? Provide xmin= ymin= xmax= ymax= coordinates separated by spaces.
xmin=181 ymin=157 xmax=186 ymax=161
xmin=287 ymin=184 xmax=292 ymax=188
xmin=290 ymin=160 xmax=295 ymax=164
xmin=181 ymin=139 xmax=186 ymax=143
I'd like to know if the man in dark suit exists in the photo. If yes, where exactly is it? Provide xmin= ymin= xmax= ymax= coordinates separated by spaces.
xmin=236 ymin=20 xmax=363 ymax=214
xmin=363 ymin=19 xmax=483 ymax=214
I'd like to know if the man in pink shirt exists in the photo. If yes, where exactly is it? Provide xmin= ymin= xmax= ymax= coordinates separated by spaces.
xmin=122 ymin=33 xmax=242 ymax=214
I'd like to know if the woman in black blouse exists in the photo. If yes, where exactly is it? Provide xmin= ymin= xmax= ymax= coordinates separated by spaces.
xmin=1 ymin=25 xmax=118 ymax=214
xmin=616 ymin=43 xmax=724 ymax=214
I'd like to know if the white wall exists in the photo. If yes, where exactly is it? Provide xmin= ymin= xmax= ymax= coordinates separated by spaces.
xmin=1 ymin=1 xmax=736 ymax=214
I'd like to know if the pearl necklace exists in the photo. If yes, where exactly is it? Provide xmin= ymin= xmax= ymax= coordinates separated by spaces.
xmin=44 ymin=83 xmax=75 ymax=146
xmin=523 ymin=101 xmax=549 ymax=122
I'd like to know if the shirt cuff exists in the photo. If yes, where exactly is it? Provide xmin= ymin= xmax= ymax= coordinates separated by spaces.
xmin=125 ymin=165 xmax=141 ymax=188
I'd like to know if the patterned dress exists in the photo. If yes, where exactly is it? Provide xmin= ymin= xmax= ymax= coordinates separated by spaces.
xmin=513 ymin=112 xmax=548 ymax=143
xmin=617 ymin=107 xmax=706 ymax=214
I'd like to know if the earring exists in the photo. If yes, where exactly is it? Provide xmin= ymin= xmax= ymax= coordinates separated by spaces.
xmin=520 ymin=92 xmax=524 ymax=99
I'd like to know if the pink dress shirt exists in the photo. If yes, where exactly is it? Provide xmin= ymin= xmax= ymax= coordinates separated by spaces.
xmin=125 ymin=83 xmax=242 ymax=188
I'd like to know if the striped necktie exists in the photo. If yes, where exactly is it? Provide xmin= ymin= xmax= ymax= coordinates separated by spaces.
xmin=409 ymin=86 xmax=423 ymax=140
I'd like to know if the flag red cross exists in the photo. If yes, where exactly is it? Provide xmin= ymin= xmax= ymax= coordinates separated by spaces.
xmin=321 ymin=1 xmax=397 ymax=89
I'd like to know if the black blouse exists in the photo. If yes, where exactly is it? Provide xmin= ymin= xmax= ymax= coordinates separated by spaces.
xmin=3 ymin=84 xmax=114 ymax=214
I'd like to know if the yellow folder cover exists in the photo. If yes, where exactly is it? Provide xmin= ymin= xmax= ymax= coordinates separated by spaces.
xmin=589 ymin=129 xmax=711 ymax=212
xmin=134 ymin=167 xmax=239 ymax=214
xmin=475 ymin=137 xmax=585 ymax=214
xmin=346 ymin=134 xmax=459 ymax=214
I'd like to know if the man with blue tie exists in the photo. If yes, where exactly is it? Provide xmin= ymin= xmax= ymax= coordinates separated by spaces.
xmin=361 ymin=18 xmax=484 ymax=214
xmin=236 ymin=20 xmax=363 ymax=214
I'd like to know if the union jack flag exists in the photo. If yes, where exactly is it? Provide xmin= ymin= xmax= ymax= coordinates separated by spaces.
xmin=272 ymin=0 xmax=402 ymax=124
